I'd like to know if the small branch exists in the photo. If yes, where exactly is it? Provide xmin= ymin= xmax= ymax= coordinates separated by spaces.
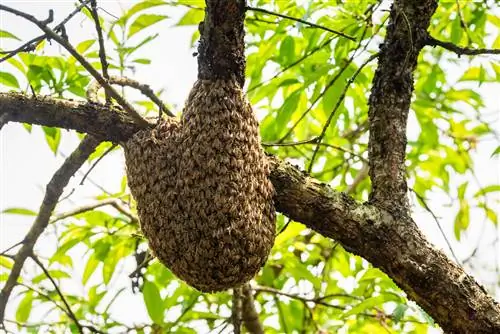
xmin=30 ymin=255 xmax=83 ymax=333
xmin=346 ymin=163 xmax=369 ymax=195
xmin=87 ymin=76 xmax=174 ymax=117
xmin=79 ymin=143 xmax=117 ymax=185
xmin=241 ymin=284 xmax=263 ymax=334
xmin=0 ymin=4 xmax=149 ymax=127
xmin=0 ymin=135 xmax=99 ymax=326
xmin=426 ymin=35 xmax=500 ymax=56
xmin=51 ymin=198 xmax=137 ymax=224
xmin=308 ymin=53 xmax=378 ymax=173
xmin=89 ymin=0 xmax=111 ymax=104
xmin=232 ymin=288 xmax=242 ymax=334
xmin=246 ymin=6 xmax=355 ymax=41
xmin=0 ymin=1 xmax=91 ymax=63
xmin=411 ymin=189 xmax=460 ymax=264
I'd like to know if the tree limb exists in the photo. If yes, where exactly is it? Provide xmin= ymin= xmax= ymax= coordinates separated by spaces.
xmin=0 ymin=135 xmax=99 ymax=327
xmin=1 ymin=92 xmax=499 ymax=333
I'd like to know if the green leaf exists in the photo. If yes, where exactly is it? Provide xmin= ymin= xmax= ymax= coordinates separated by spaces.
xmin=0 ymin=71 xmax=20 ymax=88
xmin=132 ymin=58 xmax=152 ymax=65
xmin=474 ymin=185 xmax=500 ymax=198
xmin=177 ymin=8 xmax=204 ymax=26
xmin=83 ymin=255 xmax=99 ymax=285
xmin=127 ymin=0 xmax=167 ymax=18
xmin=128 ymin=14 xmax=168 ymax=38
xmin=16 ymin=291 xmax=33 ymax=323
xmin=0 ymin=29 xmax=21 ymax=40
xmin=454 ymin=201 xmax=470 ymax=240
xmin=42 ymin=127 xmax=61 ymax=154
xmin=392 ymin=304 xmax=408 ymax=323
xmin=75 ymin=39 xmax=96 ymax=54
xmin=342 ymin=294 xmax=401 ymax=318
xmin=0 ymin=256 xmax=14 ymax=269
xmin=491 ymin=146 xmax=500 ymax=157
xmin=32 ymin=270 xmax=71 ymax=284
xmin=143 ymin=280 xmax=164 ymax=324
xmin=2 ymin=207 xmax=37 ymax=216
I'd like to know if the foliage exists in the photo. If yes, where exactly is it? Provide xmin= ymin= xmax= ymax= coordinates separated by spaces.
xmin=1 ymin=0 xmax=499 ymax=333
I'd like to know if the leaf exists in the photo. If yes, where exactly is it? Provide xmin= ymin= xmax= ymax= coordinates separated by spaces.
xmin=342 ymin=294 xmax=400 ymax=318
xmin=128 ymin=14 xmax=168 ymax=38
xmin=2 ymin=207 xmax=37 ymax=216
xmin=491 ymin=146 xmax=500 ymax=157
xmin=32 ymin=270 xmax=71 ymax=284
xmin=0 ymin=71 xmax=20 ymax=88
xmin=0 ymin=256 xmax=14 ymax=269
xmin=42 ymin=126 xmax=61 ymax=154
xmin=474 ymin=185 xmax=500 ymax=198
xmin=75 ymin=39 xmax=96 ymax=54
xmin=132 ymin=58 xmax=152 ymax=65
xmin=392 ymin=304 xmax=408 ymax=323
xmin=83 ymin=255 xmax=99 ymax=285
xmin=454 ymin=201 xmax=470 ymax=240
xmin=126 ymin=0 xmax=167 ymax=18
xmin=177 ymin=8 xmax=204 ymax=26
xmin=16 ymin=291 xmax=33 ymax=323
xmin=0 ymin=29 xmax=21 ymax=40
xmin=143 ymin=280 xmax=164 ymax=324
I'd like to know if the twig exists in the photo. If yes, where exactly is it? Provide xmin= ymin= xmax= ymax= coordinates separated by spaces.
xmin=0 ymin=241 xmax=24 ymax=257
xmin=241 ymin=284 xmax=263 ymax=334
xmin=263 ymin=138 xmax=367 ymax=163
xmin=0 ymin=135 xmax=99 ymax=326
xmin=89 ymin=0 xmax=111 ymax=104
xmin=80 ymin=143 xmax=117 ymax=185
xmin=247 ymin=37 xmax=335 ymax=93
xmin=246 ymin=6 xmax=355 ymax=41
xmin=30 ymin=255 xmax=83 ymax=333
xmin=411 ymin=189 xmax=460 ymax=264
xmin=51 ymin=198 xmax=137 ymax=224
xmin=308 ymin=53 xmax=378 ymax=172
xmin=346 ymin=163 xmax=369 ymax=194
xmin=426 ymin=35 xmax=500 ymax=56
xmin=0 ymin=4 xmax=150 ymax=127
xmin=87 ymin=76 xmax=174 ymax=117
xmin=0 ymin=1 xmax=91 ymax=63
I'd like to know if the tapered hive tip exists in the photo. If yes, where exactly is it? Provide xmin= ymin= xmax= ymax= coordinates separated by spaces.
xmin=124 ymin=79 xmax=276 ymax=292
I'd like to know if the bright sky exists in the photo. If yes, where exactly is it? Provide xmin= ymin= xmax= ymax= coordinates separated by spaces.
xmin=0 ymin=0 xmax=499 ymax=332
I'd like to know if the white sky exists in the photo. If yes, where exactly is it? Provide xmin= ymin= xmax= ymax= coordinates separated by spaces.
xmin=0 ymin=0 xmax=499 ymax=332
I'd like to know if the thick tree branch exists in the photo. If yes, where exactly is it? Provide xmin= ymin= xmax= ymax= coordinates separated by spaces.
xmin=1 ymin=93 xmax=499 ymax=333
xmin=367 ymin=0 xmax=437 ymax=212
xmin=0 ymin=135 xmax=99 ymax=327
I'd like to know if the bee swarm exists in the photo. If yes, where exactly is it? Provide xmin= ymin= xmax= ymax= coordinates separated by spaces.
xmin=124 ymin=79 xmax=276 ymax=292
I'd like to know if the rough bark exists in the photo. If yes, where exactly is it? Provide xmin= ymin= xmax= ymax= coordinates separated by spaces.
xmin=1 ymin=94 xmax=499 ymax=333
xmin=368 ymin=0 xmax=437 ymax=213
xmin=197 ymin=0 xmax=246 ymax=87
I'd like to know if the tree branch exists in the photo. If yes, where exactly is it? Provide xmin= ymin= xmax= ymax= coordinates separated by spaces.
xmin=241 ymin=285 xmax=263 ymax=334
xmin=0 ymin=135 xmax=99 ymax=326
xmin=425 ymin=34 xmax=500 ymax=56
xmin=0 ymin=4 xmax=149 ymax=127
xmin=1 ymin=93 xmax=499 ymax=332
xmin=367 ymin=0 xmax=438 ymax=213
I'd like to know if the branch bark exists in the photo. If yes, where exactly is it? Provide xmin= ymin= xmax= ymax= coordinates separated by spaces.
xmin=1 ymin=92 xmax=499 ymax=333
xmin=0 ymin=135 xmax=99 ymax=327
xmin=367 ymin=0 xmax=437 ymax=212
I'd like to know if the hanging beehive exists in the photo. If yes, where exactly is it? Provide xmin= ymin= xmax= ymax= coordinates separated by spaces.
xmin=123 ymin=79 xmax=276 ymax=292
